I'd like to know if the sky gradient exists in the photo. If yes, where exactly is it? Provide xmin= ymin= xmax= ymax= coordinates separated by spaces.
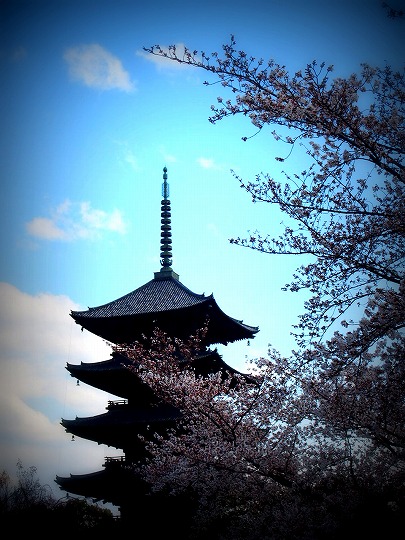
xmin=1 ymin=0 xmax=404 ymax=511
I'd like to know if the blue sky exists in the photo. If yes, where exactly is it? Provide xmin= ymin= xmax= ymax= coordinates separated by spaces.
xmin=1 ymin=0 xmax=404 ymax=510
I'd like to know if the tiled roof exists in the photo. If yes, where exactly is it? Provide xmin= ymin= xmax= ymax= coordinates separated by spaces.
xmin=70 ymin=275 xmax=259 ymax=345
xmin=71 ymin=277 xmax=209 ymax=319
xmin=55 ymin=468 xmax=148 ymax=504
xmin=62 ymin=405 xmax=181 ymax=427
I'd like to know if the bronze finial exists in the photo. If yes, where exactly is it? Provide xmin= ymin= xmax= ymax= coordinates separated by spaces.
xmin=154 ymin=168 xmax=179 ymax=280
xmin=160 ymin=167 xmax=172 ymax=268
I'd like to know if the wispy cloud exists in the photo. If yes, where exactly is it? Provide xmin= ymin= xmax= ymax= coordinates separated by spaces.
xmin=0 ymin=46 xmax=27 ymax=63
xmin=26 ymin=200 xmax=127 ymax=241
xmin=159 ymin=146 xmax=177 ymax=164
xmin=64 ymin=44 xmax=135 ymax=92
xmin=123 ymin=149 xmax=139 ymax=171
xmin=197 ymin=157 xmax=222 ymax=170
xmin=114 ymin=140 xmax=140 ymax=171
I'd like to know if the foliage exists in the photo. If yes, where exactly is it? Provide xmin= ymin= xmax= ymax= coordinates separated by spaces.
xmin=0 ymin=460 xmax=54 ymax=515
xmin=0 ymin=461 xmax=117 ymax=533
xmin=123 ymin=37 xmax=405 ymax=538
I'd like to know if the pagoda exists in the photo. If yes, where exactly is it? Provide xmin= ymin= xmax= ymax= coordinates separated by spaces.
xmin=55 ymin=167 xmax=258 ymax=531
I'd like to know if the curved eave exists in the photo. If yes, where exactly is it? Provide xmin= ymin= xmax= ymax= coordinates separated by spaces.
xmin=66 ymin=352 xmax=155 ymax=400
xmin=67 ymin=349 xmax=249 ymax=397
xmin=71 ymin=277 xmax=258 ymax=345
xmin=55 ymin=468 xmax=147 ymax=505
xmin=72 ymin=297 xmax=258 ymax=346
xmin=190 ymin=349 xmax=245 ymax=377
xmin=61 ymin=405 xmax=181 ymax=448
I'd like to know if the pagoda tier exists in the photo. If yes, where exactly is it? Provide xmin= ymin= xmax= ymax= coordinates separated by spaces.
xmin=66 ymin=351 xmax=154 ymax=400
xmin=66 ymin=349 xmax=244 ymax=398
xmin=61 ymin=401 xmax=181 ymax=452
xmin=70 ymin=275 xmax=258 ymax=346
xmin=55 ymin=459 xmax=197 ymax=535
xmin=56 ymin=462 xmax=148 ymax=507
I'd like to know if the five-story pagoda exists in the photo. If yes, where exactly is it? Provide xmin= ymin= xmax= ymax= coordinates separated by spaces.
xmin=56 ymin=167 xmax=259 ymax=529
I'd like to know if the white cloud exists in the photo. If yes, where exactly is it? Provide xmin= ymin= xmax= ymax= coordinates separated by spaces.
xmin=80 ymin=202 xmax=126 ymax=233
xmin=159 ymin=146 xmax=177 ymax=164
xmin=26 ymin=200 xmax=127 ymax=242
xmin=124 ymin=149 xmax=139 ymax=171
xmin=26 ymin=216 xmax=68 ymax=240
xmin=0 ymin=283 xmax=115 ymax=496
xmin=113 ymin=140 xmax=140 ymax=172
xmin=197 ymin=157 xmax=222 ymax=170
xmin=64 ymin=43 xmax=135 ymax=92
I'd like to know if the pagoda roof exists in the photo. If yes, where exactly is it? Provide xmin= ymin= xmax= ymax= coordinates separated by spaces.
xmin=61 ymin=404 xmax=181 ymax=449
xmin=55 ymin=467 xmax=147 ymax=505
xmin=66 ymin=352 xmax=155 ymax=400
xmin=71 ymin=275 xmax=259 ymax=346
xmin=67 ymin=349 xmax=245 ymax=398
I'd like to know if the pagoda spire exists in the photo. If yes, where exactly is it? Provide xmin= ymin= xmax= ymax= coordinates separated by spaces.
xmin=154 ymin=167 xmax=179 ymax=280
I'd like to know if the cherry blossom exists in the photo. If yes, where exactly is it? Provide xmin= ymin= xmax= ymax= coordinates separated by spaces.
xmin=120 ymin=37 xmax=405 ymax=538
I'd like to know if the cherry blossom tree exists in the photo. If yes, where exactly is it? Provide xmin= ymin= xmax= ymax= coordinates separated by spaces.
xmin=124 ymin=324 xmax=404 ymax=538
xmin=144 ymin=36 xmax=404 ymax=347
xmin=121 ymin=38 xmax=405 ymax=538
